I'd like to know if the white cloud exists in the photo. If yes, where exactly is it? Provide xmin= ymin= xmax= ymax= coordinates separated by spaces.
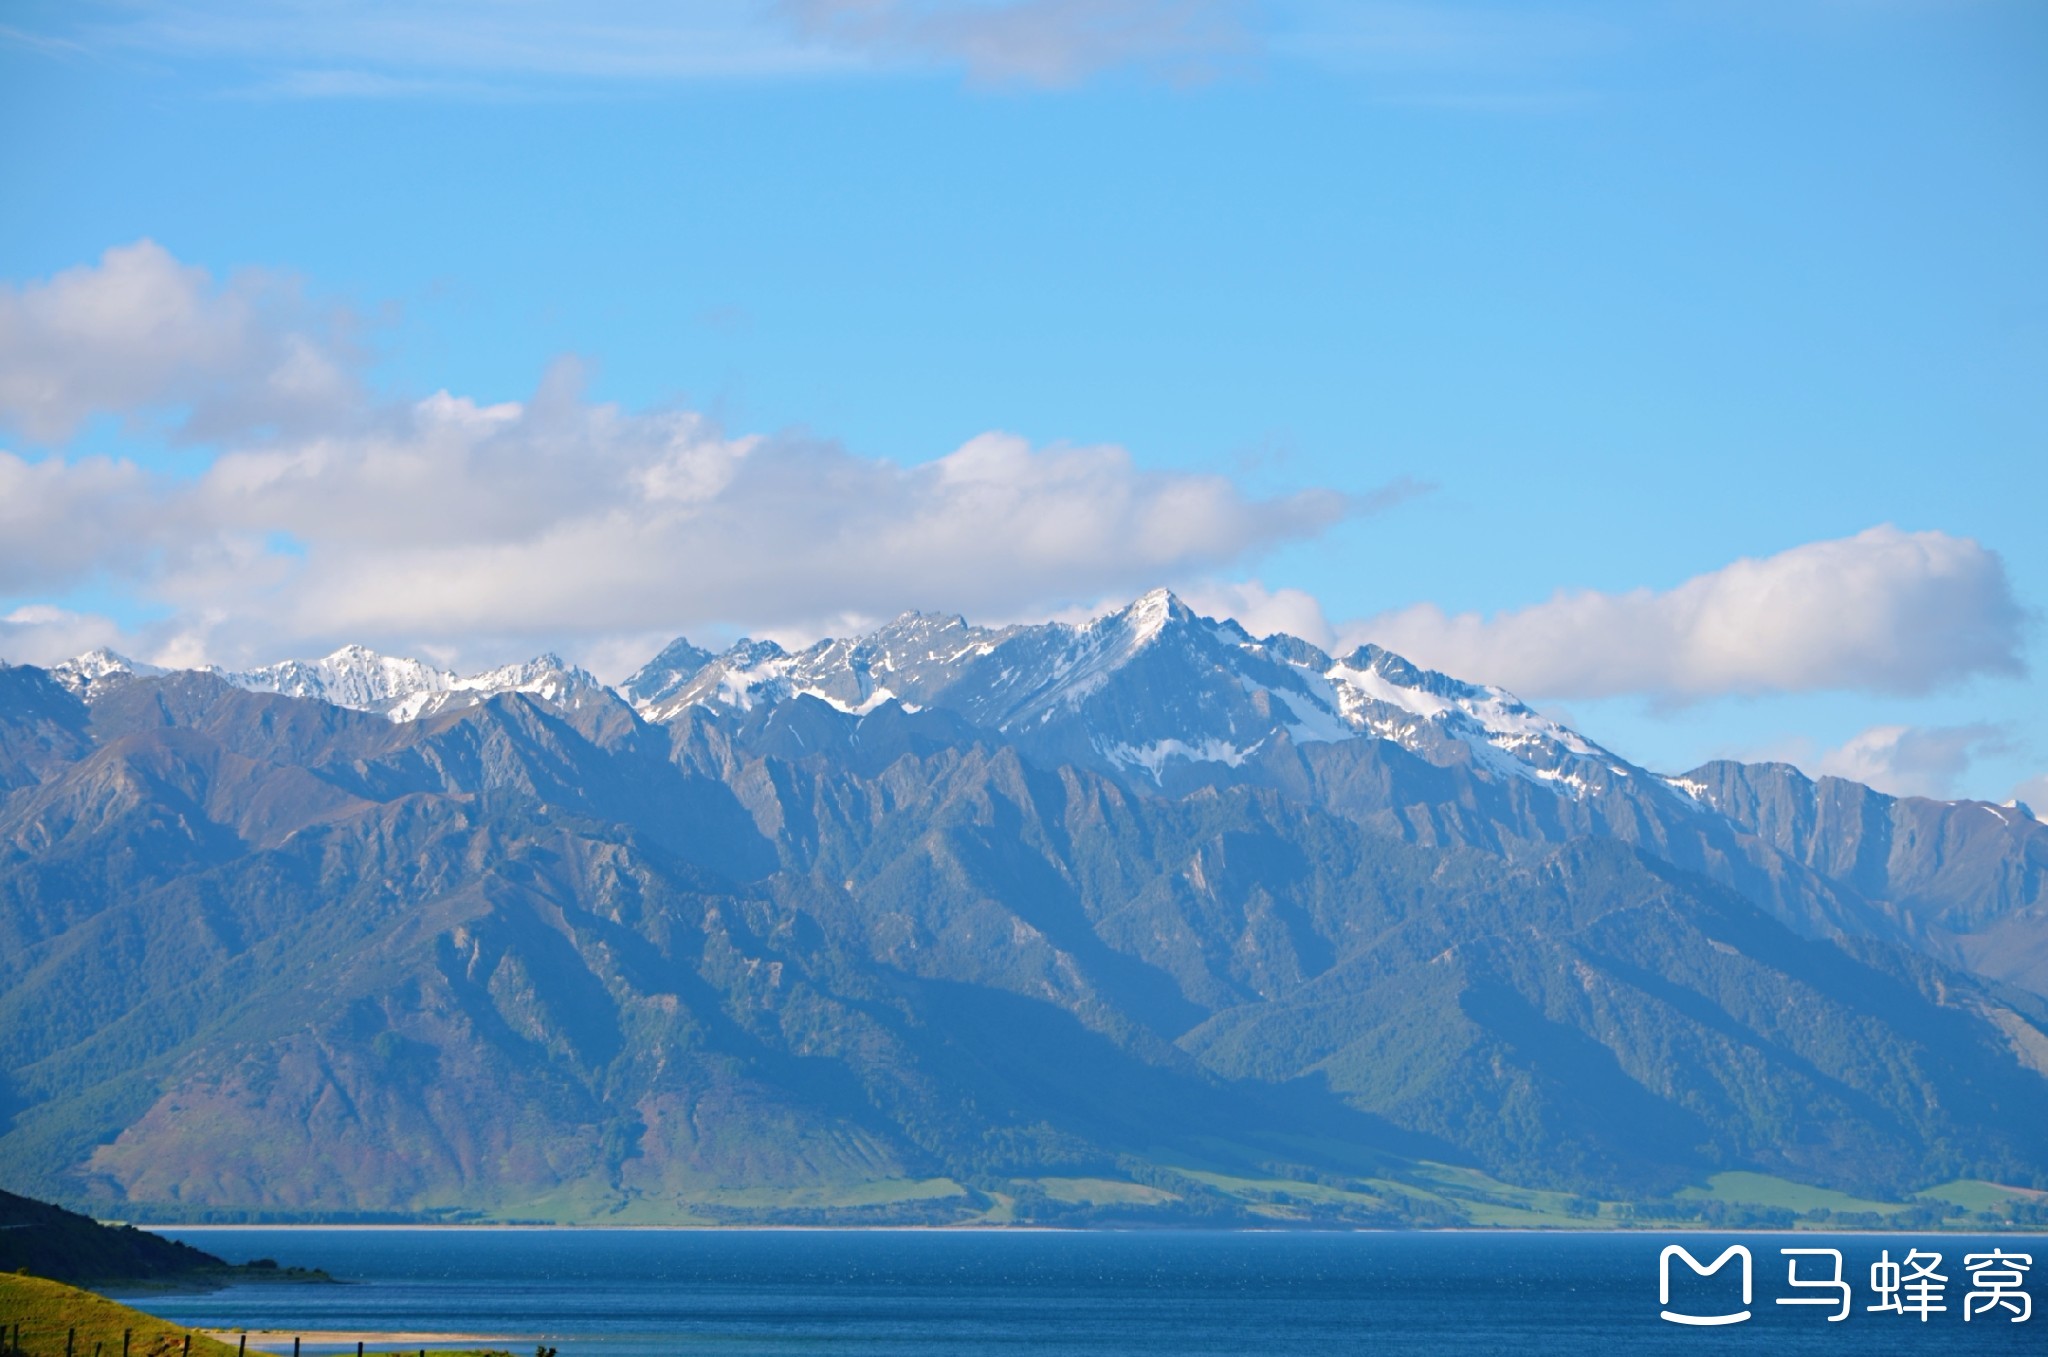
xmin=0 ymin=243 xmax=1359 ymax=671
xmin=777 ymin=0 xmax=1252 ymax=86
xmin=0 ymin=450 xmax=162 ymax=592
xmin=17 ymin=1 xmax=1956 ymax=100
xmin=0 ymin=240 xmax=363 ymax=443
xmin=15 ymin=391 xmax=1351 ymax=665
xmin=0 ymin=606 xmax=129 ymax=668
xmin=78 ymin=0 xmax=845 ymax=84
xmin=41 ymin=0 xmax=1242 ymax=92
xmin=180 ymin=376 xmax=1349 ymax=657
xmin=1813 ymin=723 xmax=2013 ymax=800
xmin=1174 ymin=579 xmax=1337 ymax=649
xmin=1350 ymin=526 xmax=2028 ymax=702
xmin=2011 ymin=775 xmax=2048 ymax=820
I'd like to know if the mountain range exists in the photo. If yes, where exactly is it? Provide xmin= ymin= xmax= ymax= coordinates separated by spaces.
xmin=2 ymin=590 xmax=2044 ymax=1226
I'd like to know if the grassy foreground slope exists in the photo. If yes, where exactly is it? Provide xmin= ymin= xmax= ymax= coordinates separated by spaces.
xmin=0 ymin=1274 xmax=252 ymax=1357
xmin=0 ymin=1275 xmax=510 ymax=1357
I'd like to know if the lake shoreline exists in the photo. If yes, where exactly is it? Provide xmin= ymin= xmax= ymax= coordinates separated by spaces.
xmin=141 ymin=1222 xmax=2048 ymax=1235
xmin=201 ymin=1332 xmax=525 ymax=1345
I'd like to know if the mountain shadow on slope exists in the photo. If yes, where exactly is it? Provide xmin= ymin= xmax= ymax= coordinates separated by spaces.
xmin=0 ymin=668 xmax=2045 ymax=1218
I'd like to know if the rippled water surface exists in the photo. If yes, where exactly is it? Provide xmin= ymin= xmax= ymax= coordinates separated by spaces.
xmin=118 ymin=1227 xmax=2041 ymax=1356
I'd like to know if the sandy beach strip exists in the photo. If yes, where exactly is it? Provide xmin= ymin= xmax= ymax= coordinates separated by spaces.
xmin=201 ymin=1332 xmax=532 ymax=1347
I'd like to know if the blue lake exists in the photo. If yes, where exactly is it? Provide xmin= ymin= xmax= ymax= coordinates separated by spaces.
xmin=119 ymin=1227 xmax=2040 ymax=1356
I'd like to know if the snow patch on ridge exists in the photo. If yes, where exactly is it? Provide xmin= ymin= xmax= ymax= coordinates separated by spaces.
xmin=1099 ymin=737 xmax=1253 ymax=783
xmin=1986 ymin=800 xmax=2043 ymax=827
xmin=1661 ymin=776 xmax=1712 ymax=804
xmin=1276 ymin=646 xmax=1626 ymax=796
xmin=1264 ymin=678 xmax=1354 ymax=746
xmin=800 ymin=685 xmax=917 ymax=716
xmin=1325 ymin=661 xmax=1453 ymax=722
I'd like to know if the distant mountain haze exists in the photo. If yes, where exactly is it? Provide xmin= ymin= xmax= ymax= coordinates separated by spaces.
xmin=2 ymin=591 xmax=2043 ymax=1223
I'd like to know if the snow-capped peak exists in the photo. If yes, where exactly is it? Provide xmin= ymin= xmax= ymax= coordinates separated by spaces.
xmin=220 ymin=647 xmax=462 ymax=713
xmin=41 ymin=593 xmax=1641 ymax=800
xmin=1120 ymin=587 xmax=1191 ymax=647
xmin=49 ymin=644 xmax=608 ymax=723
xmin=620 ymin=637 xmax=716 ymax=708
xmin=380 ymin=652 xmax=608 ymax=722
xmin=623 ymin=591 xmax=1634 ymax=798
xmin=635 ymin=634 xmax=924 ymax=721
xmin=48 ymin=648 xmax=167 ymax=698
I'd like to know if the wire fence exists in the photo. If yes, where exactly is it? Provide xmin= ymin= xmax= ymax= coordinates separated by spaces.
xmin=0 ymin=1330 xmax=478 ymax=1357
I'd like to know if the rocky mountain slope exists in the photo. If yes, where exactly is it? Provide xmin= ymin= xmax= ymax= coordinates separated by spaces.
xmin=1 ymin=593 xmax=2043 ymax=1223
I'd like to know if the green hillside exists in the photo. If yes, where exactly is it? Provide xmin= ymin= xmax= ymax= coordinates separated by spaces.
xmin=0 ymin=1273 xmax=255 ymax=1357
xmin=0 ymin=1273 xmax=508 ymax=1357
xmin=0 ymin=1191 xmax=229 ymax=1285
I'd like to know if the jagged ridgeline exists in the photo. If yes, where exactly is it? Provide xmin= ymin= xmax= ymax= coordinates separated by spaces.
xmin=2 ymin=591 xmax=2045 ymax=1224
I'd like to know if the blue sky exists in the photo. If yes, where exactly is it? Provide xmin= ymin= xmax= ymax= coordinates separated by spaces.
xmin=1 ymin=0 xmax=2043 ymax=805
